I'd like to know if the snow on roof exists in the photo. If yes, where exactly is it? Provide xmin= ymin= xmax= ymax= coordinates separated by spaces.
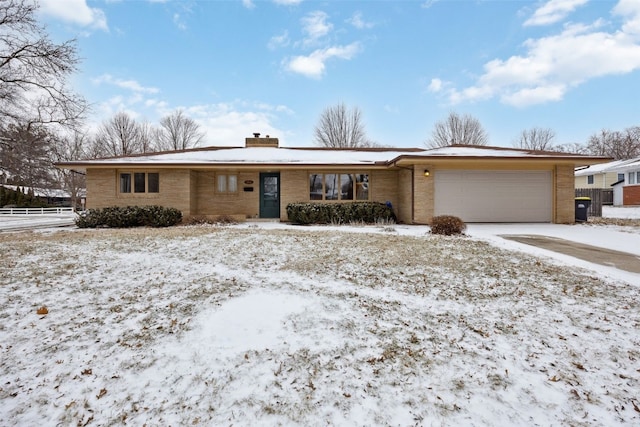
xmin=574 ymin=158 xmax=639 ymax=176
xmin=69 ymin=147 xmax=414 ymax=166
xmin=608 ymin=158 xmax=640 ymax=172
xmin=58 ymin=144 xmax=607 ymax=169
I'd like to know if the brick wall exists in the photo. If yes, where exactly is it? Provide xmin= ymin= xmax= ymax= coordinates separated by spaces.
xmin=555 ymin=164 xmax=575 ymax=224
xmin=623 ymin=185 xmax=640 ymax=205
xmin=194 ymin=171 xmax=261 ymax=218
xmin=413 ymin=165 xmax=434 ymax=224
xmin=86 ymin=168 xmax=193 ymax=214
xmin=396 ymin=169 xmax=413 ymax=224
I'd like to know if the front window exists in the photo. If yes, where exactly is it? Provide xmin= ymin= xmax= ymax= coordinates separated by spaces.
xmin=217 ymin=174 xmax=238 ymax=193
xmin=134 ymin=173 xmax=146 ymax=193
xmin=630 ymin=172 xmax=637 ymax=185
xmin=587 ymin=175 xmax=594 ymax=185
xmin=119 ymin=172 xmax=159 ymax=194
xmin=308 ymin=173 xmax=369 ymax=201
xmin=120 ymin=173 xmax=131 ymax=193
xmin=356 ymin=174 xmax=369 ymax=200
xmin=618 ymin=173 xmax=625 ymax=182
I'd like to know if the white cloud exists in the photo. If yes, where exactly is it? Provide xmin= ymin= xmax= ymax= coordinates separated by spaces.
xmin=301 ymin=11 xmax=332 ymax=45
xmin=173 ymin=13 xmax=187 ymax=30
xmin=421 ymin=0 xmax=440 ymax=9
xmin=614 ymin=0 xmax=640 ymax=35
xmin=92 ymin=74 xmax=160 ymax=94
xmin=38 ymin=0 xmax=108 ymax=31
xmin=347 ymin=12 xmax=374 ymax=30
xmin=501 ymin=85 xmax=567 ymax=107
xmin=285 ymin=43 xmax=361 ymax=79
xmin=524 ymin=0 xmax=588 ymax=27
xmin=273 ymin=0 xmax=303 ymax=5
xmin=242 ymin=0 xmax=255 ymax=10
xmin=434 ymin=2 xmax=640 ymax=107
xmin=268 ymin=31 xmax=290 ymax=50
xmin=181 ymin=103 xmax=287 ymax=146
xmin=427 ymin=78 xmax=443 ymax=92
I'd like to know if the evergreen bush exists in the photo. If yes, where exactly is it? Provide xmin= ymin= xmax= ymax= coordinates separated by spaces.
xmin=75 ymin=205 xmax=182 ymax=228
xmin=286 ymin=202 xmax=396 ymax=225
xmin=429 ymin=215 xmax=466 ymax=235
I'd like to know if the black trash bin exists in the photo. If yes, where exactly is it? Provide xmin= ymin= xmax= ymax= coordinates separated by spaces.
xmin=575 ymin=197 xmax=591 ymax=222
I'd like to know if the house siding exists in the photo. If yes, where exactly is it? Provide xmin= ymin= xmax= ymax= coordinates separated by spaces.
xmin=575 ymin=172 xmax=621 ymax=189
xmin=623 ymin=185 xmax=640 ymax=205
xmin=194 ymin=171 xmax=261 ymax=219
xmin=397 ymin=168 xmax=413 ymax=224
xmin=555 ymin=164 xmax=575 ymax=224
xmin=86 ymin=168 xmax=193 ymax=215
xmin=413 ymin=165 xmax=434 ymax=224
xmin=280 ymin=170 xmax=309 ymax=221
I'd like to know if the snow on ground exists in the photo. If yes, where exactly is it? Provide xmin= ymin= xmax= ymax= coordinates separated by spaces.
xmin=1 ymin=222 xmax=639 ymax=426
xmin=603 ymin=205 xmax=640 ymax=219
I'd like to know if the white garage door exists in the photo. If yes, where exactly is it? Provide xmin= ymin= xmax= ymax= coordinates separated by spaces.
xmin=434 ymin=170 xmax=552 ymax=222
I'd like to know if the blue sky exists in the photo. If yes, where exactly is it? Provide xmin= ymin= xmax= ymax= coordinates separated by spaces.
xmin=38 ymin=0 xmax=640 ymax=148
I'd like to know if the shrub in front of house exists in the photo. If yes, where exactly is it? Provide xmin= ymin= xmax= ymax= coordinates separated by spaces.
xmin=286 ymin=202 xmax=396 ymax=225
xmin=429 ymin=215 xmax=466 ymax=236
xmin=75 ymin=205 xmax=182 ymax=228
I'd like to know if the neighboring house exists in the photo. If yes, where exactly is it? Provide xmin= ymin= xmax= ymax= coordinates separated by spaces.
xmin=56 ymin=135 xmax=609 ymax=224
xmin=611 ymin=159 xmax=640 ymax=205
xmin=574 ymin=159 xmax=634 ymax=189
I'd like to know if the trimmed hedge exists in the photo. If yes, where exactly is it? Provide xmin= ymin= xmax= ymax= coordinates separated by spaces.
xmin=429 ymin=215 xmax=466 ymax=236
xmin=286 ymin=202 xmax=396 ymax=225
xmin=76 ymin=205 xmax=183 ymax=228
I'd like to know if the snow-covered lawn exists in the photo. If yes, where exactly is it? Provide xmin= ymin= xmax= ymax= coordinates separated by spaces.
xmin=1 ymin=224 xmax=639 ymax=426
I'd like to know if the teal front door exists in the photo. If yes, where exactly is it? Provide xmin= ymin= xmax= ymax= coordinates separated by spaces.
xmin=260 ymin=172 xmax=280 ymax=218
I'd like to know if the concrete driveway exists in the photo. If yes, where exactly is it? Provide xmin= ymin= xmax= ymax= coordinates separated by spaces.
xmin=466 ymin=223 xmax=640 ymax=280
xmin=499 ymin=234 xmax=640 ymax=273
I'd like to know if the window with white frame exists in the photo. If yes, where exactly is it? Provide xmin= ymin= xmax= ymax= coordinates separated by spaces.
xmin=217 ymin=174 xmax=238 ymax=193
xmin=618 ymin=173 xmax=625 ymax=182
xmin=587 ymin=175 xmax=594 ymax=184
xmin=629 ymin=172 xmax=637 ymax=185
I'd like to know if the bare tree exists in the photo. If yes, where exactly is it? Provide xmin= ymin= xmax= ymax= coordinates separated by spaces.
xmin=0 ymin=0 xmax=87 ymax=128
xmin=513 ymin=127 xmax=556 ymax=151
xmin=157 ymin=110 xmax=204 ymax=151
xmin=426 ymin=112 xmax=489 ymax=148
xmin=586 ymin=128 xmax=640 ymax=160
xmin=314 ymin=103 xmax=371 ymax=148
xmin=95 ymin=112 xmax=144 ymax=157
xmin=51 ymin=130 xmax=87 ymax=208
xmin=553 ymin=142 xmax=590 ymax=155
xmin=138 ymin=120 xmax=157 ymax=153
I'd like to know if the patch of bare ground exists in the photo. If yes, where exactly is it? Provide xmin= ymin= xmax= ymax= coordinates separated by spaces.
xmin=586 ymin=217 xmax=640 ymax=228
xmin=0 ymin=226 xmax=638 ymax=426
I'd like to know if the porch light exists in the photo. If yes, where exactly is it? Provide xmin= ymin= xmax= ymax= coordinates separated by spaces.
xmin=423 ymin=169 xmax=430 ymax=177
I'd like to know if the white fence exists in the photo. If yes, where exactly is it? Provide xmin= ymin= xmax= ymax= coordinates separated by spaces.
xmin=0 ymin=207 xmax=75 ymax=215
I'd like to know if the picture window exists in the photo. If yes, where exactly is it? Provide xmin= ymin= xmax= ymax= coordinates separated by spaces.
xmin=309 ymin=173 xmax=368 ymax=201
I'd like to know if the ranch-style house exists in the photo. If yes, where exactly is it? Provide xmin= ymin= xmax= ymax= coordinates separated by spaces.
xmin=57 ymin=134 xmax=610 ymax=224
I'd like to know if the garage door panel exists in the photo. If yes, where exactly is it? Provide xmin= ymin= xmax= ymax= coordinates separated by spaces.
xmin=434 ymin=170 xmax=552 ymax=222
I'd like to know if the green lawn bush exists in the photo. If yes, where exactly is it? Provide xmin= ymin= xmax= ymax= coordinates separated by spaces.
xmin=429 ymin=215 xmax=466 ymax=235
xmin=286 ymin=202 xmax=396 ymax=225
xmin=76 ymin=205 xmax=183 ymax=228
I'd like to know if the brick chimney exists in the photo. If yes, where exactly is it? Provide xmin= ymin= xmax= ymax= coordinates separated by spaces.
xmin=245 ymin=133 xmax=279 ymax=148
